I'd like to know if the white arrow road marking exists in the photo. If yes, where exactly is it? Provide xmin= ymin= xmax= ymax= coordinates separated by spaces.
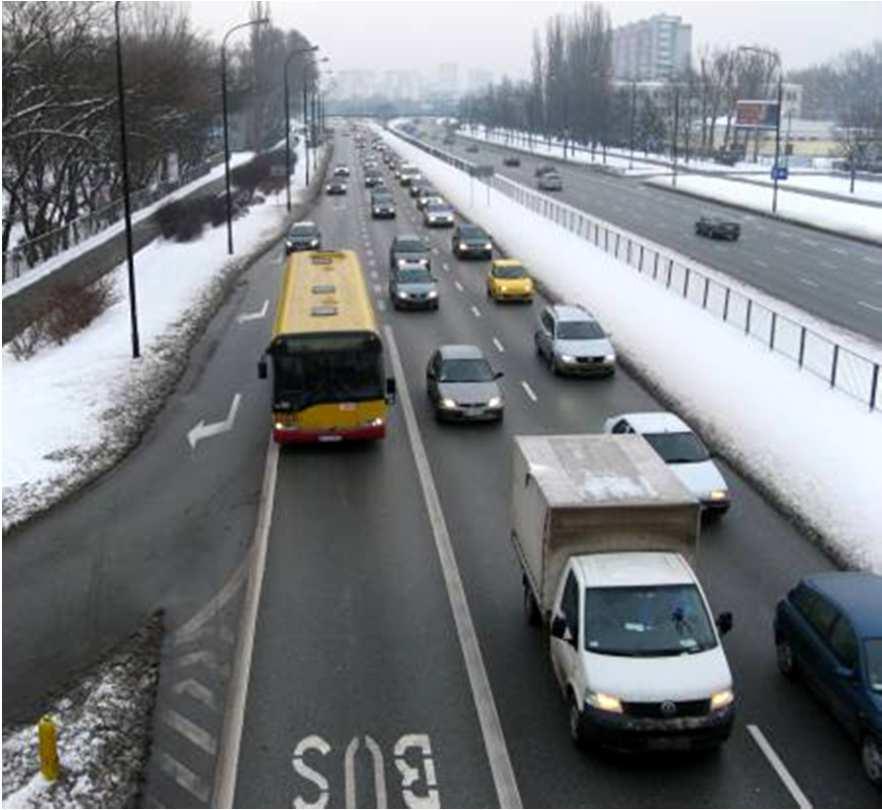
xmin=237 ymin=300 xmax=268 ymax=323
xmin=492 ymin=337 xmax=505 ymax=353
xmin=187 ymin=394 xmax=241 ymax=451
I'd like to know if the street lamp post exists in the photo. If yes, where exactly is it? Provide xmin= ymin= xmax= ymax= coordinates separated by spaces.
xmin=114 ymin=2 xmax=140 ymax=359
xmin=221 ymin=17 xmax=269 ymax=255
xmin=284 ymin=45 xmax=319 ymax=212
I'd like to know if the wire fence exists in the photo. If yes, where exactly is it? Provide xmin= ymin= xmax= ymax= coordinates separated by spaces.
xmin=391 ymin=126 xmax=882 ymax=414
xmin=2 ymin=152 xmax=224 ymax=284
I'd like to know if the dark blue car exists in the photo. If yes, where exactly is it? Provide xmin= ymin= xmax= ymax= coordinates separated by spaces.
xmin=774 ymin=572 xmax=882 ymax=786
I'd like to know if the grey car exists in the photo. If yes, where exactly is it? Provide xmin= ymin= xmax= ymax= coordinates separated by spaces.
xmin=426 ymin=345 xmax=504 ymax=422
xmin=534 ymin=304 xmax=616 ymax=376
xmin=390 ymin=265 xmax=439 ymax=310
xmin=390 ymin=234 xmax=431 ymax=270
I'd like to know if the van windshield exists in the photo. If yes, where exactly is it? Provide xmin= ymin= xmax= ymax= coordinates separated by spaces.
xmin=584 ymin=584 xmax=717 ymax=657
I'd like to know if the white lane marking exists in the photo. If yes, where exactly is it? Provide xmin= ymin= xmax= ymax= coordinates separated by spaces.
xmin=492 ymin=337 xmax=505 ymax=353
xmin=799 ymin=277 xmax=819 ymax=288
xmin=857 ymin=300 xmax=882 ymax=314
xmin=862 ymin=254 xmax=882 ymax=265
xmin=520 ymin=381 xmax=538 ymax=402
xmin=214 ymin=440 xmax=279 ymax=808
xmin=454 ymin=280 xmax=464 ymax=292
xmin=800 ymin=237 xmax=820 ymax=247
xmin=161 ymin=708 xmax=217 ymax=755
xmin=237 ymin=299 xmax=268 ymax=323
xmin=187 ymin=393 xmax=241 ymax=451
xmin=830 ymin=246 xmax=848 ymax=256
xmin=747 ymin=725 xmax=812 ymax=809
xmin=384 ymin=325 xmax=523 ymax=809
xmin=471 ymin=305 xmax=481 ymax=318
xmin=753 ymin=259 xmax=769 ymax=268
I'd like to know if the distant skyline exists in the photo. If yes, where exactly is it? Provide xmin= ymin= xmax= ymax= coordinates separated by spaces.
xmin=187 ymin=1 xmax=882 ymax=79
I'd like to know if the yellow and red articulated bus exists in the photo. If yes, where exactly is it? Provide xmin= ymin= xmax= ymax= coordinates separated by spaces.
xmin=258 ymin=249 xmax=396 ymax=444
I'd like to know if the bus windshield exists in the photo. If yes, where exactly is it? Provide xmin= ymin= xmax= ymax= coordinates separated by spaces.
xmin=271 ymin=334 xmax=384 ymax=412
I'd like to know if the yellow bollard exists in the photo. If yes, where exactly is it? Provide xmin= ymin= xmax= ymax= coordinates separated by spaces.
xmin=38 ymin=715 xmax=59 ymax=781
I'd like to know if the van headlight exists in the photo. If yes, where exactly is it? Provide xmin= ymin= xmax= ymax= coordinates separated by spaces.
xmin=710 ymin=689 xmax=734 ymax=710
xmin=584 ymin=690 xmax=623 ymax=713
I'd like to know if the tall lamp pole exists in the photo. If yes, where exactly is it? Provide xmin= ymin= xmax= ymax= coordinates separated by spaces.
xmin=284 ymin=45 xmax=319 ymax=212
xmin=221 ymin=17 xmax=269 ymax=255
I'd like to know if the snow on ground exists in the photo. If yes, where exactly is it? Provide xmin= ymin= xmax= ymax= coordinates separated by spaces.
xmin=647 ymin=174 xmax=882 ymax=242
xmin=382 ymin=125 xmax=882 ymax=574
xmin=2 ymin=614 xmax=162 ymax=809
xmin=1 ymin=140 xmax=319 ymax=530
xmin=2 ymin=151 xmax=256 ymax=299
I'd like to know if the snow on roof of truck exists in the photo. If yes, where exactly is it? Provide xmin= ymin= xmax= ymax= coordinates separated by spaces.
xmin=515 ymin=434 xmax=696 ymax=508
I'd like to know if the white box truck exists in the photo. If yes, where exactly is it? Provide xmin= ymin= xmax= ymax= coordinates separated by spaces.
xmin=511 ymin=434 xmax=735 ymax=751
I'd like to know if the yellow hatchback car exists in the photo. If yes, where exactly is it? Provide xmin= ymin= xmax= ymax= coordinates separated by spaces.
xmin=487 ymin=259 xmax=534 ymax=303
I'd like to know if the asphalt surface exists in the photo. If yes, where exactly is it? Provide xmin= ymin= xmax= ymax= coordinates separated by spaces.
xmin=4 ymin=128 xmax=878 ymax=808
xmin=231 ymin=132 xmax=879 ymax=807
xmin=431 ymin=128 xmax=882 ymax=345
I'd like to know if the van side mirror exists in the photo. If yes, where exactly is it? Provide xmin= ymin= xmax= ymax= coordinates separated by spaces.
xmin=716 ymin=611 xmax=733 ymax=636
xmin=386 ymin=377 xmax=397 ymax=405
xmin=258 ymin=358 xmax=268 ymax=380
xmin=550 ymin=615 xmax=567 ymax=640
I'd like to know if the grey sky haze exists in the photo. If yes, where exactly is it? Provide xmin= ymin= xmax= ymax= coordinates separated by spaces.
xmin=187 ymin=1 xmax=882 ymax=78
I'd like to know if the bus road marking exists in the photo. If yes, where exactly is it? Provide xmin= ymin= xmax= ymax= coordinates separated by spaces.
xmin=520 ymin=381 xmax=538 ymax=402
xmin=747 ymin=725 xmax=812 ymax=808
xmin=492 ymin=337 xmax=505 ymax=353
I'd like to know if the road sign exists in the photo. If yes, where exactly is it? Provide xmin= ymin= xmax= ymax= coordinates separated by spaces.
xmin=771 ymin=165 xmax=789 ymax=181
xmin=470 ymin=164 xmax=495 ymax=178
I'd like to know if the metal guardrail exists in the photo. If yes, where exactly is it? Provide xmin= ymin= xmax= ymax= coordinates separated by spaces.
xmin=2 ymin=152 xmax=224 ymax=284
xmin=390 ymin=125 xmax=882 ymax=414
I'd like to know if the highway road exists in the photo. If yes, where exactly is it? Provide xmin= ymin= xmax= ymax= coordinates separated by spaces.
xmin=424 ymin=126 xmax=882 ymax=345
xmin=4 ymin=128 xmax=879 ymax=808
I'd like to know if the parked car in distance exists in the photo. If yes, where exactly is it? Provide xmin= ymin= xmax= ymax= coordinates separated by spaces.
xmin=487 ymin=259 xmax=533 ymax=302
xmin=695 ymin=216 xmax=740 ymax=240
xmin=466 ymin=143 xmax=479 ymax=153
xmin=426 ymin=345 xmax=504 ymax=422
xmin=325 ymin=180 xmax=347 ymax=195
xmin=538 ymin=171 xmax=563 ymax=191
xmin=390 ymin=233 xmax=431 ymax=269
xmin=423 ymin=202 xmax=455 ymax=227
xmin=370 ymin=191 xmax=396 ymax=219
xmin=452 ymin=223 xmax=493 ymax=260
xmin=503 ymin=156 xmax=521 ymax=167
xmin=534 ymin=304 xmax=615 ymax=376
xmin=602 ymin=412 xmax=730 ymax=517
xmin=332 ymin=165 xmax=350 ymax=177
xmin=774 ymin=572 xmax=882 ymax=787
xmin=285 ymin=221 xmax=321 ymax=253
xmin=389 ymin=265 xmax=439 ymax=310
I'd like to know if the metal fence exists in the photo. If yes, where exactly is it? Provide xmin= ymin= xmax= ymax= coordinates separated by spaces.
xmin=2 ymin=152 xmax=224 ymax=284
xmin=390 ymin=126 xmax=882 ymax=414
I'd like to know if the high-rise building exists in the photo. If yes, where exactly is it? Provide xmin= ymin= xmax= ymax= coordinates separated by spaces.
xmin=613 ymin=14 xmax=692 ymax=81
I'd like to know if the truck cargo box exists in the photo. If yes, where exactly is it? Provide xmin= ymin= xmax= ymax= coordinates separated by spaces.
xmin=511 ymin=434 xmax=701 ymax=616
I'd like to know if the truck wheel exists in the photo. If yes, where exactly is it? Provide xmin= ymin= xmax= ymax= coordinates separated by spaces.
xmin=569 ymin=695 xmax=586 ymax=749
xmin=523 ymin=581 xmax=540 ymax=627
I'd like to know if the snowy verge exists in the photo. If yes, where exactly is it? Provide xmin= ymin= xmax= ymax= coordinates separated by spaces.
xmin=2 ymin=142 xmax=331 ymax=533
xmin=381 ymin=125 xmax=882 ymax=574
xmin=2 ymin=613 xmax=163 ymax=809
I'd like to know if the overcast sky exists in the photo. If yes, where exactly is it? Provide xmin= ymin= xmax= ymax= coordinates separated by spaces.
xmin=187 ymin=1 xmax=882 ymax=78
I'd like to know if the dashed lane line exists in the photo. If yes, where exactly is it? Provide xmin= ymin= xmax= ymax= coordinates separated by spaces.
xmin=747 ymin=725 xmax=812 ymax=809
xmin=520 ymin=381 xmax=538 ymax=402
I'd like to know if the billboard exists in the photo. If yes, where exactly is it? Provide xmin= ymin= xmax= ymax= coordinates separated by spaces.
xmin=735 ymin=100 xmax=779 ymax=129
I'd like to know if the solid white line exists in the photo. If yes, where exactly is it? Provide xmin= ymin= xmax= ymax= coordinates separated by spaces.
xmin=747 ymin=725 xmax=812 ymax=809
xmin=857 ymin=300 xmax=882 ymax=314
xmin=213 ymin=440 xmax=279 ymax=808
xmin=471 ymin=305 xmax=481 ymax=318
xmin=799 ymin=277 xmax=819 ymax=288
xmin=384 ymin=325 xmax=522 ymax=809
xmin=492 ymin=337 xmax=505 ymax=353
xmin=454 ymin=280 xmax=464 ymax=292
xmin=520 ymin=381 xmax=538 ymax=402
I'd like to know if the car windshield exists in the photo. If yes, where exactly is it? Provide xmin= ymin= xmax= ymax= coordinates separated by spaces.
xmin=866 ymin=639 xmax=882 ymax=692
xmin=460 ymin=226 xmax=487 ymax=239
xmin=584 ymin=584 xmax=717 ymax=656
xmin=494 ymin=264 xmax=527 ymax=279
xmin=643 ymin=431 xmax=710 ymax=464
xmin=290 ymin=225 xmax=316 ymax=237
xmin=556 ymin=320 xmax=605 ymax=340
xmin=398 ymin=269 xmax=433 ymax=284
xmin=395 ymin=239 xmax=425 ymax=253
xmin=439 ymin=358 xmax=493 ymax=383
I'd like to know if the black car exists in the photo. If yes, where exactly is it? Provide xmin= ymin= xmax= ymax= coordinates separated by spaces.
xmin=503 ymin=156 xmax=521 ymax=167
xmin=370 ymin=192 xmax=396 ymax=219
xmin=326 ymin=181 xmax=347 ymax=195
xmin=389 ymin=265 xmax=439 ymax=310
xmin=695 ymin=216 xmax=740 ymax=241
xmin=452 ymin=224 xmax=492 ymax=260
xmin=390 ymin=234 xmax=431 ymax=270
xmin=285 ymin=221 xmax=321 ymax=253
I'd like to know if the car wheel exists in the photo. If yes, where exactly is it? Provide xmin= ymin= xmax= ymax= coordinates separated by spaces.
xmin=523 ymin=580 xmax=541 ymax=627
xmin=776 ymin=639 xmax=797 ymax=679
xmin=861 ymin=735 xmax=882 ymax=786
xmin=569 ymin=695 xmax=586 ymax=749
